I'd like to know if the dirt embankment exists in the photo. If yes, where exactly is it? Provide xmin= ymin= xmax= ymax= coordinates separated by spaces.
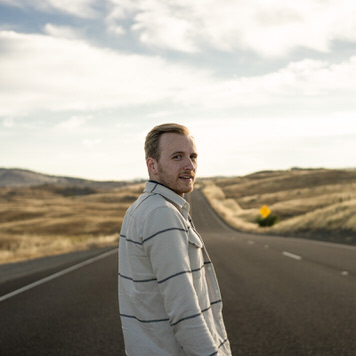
xmin=0 ymin=183 xmax=144 ymax=264
xmin=201 ymin=168 xmax=356 ymax=245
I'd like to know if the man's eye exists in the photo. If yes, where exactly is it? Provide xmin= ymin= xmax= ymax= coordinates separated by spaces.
xmin=173 ymin=155 xmax=182 ymax=160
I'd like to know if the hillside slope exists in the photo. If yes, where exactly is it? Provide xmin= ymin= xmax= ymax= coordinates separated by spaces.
xmin=0 ymin=182 xmax=143 ymax=263
xmin=2 ymin=167 xmax=355 ymax=264
xmin=0 ymin=168 xmax=131 ymax=188
xmin=201 ymin=168 xmax=356 ymax=245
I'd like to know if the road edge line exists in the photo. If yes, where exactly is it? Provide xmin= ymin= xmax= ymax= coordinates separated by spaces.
xmin=0 ymin=248 xmax=118 ymax=303
xmin=282 ymin=251 xmax=302 ymax=261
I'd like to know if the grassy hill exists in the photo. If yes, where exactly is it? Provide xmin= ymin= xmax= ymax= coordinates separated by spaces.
xmin=201 ymin=168 xmax=356 ymax=245
xmin=0 ymin=168 xmax=132 ymax=188
xmin=0 ymin=182 xmax=143 ymax=263
xmin=1 ymin=167 xmax=355 ymax=264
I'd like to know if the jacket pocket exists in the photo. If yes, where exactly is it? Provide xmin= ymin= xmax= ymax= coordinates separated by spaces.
xmin=188 ymin=229 xmax=203 ymax=248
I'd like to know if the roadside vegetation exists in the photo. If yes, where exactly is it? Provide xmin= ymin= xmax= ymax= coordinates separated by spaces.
xmin=201 ymin=168 xmax=356 ymax=245
xmin=2 ymin=168 xmax=356 ymax=264
xmin=0 ymin=183 xmax=143 ymax=263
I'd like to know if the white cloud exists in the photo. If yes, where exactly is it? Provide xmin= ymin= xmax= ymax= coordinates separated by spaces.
xmin=3 ymin=0 xmax=356 ymax=57
xmin=2 ymin=0 xmax=356 ymax=180
xmin=55 ymin=116 xmax=90 ymax=131
xmin=46 ymin=0 xmax=98 ymax=18
xmin=43 ymin=24 xmax=84 ymax=40
xmin=105 ymin=2 xmax=129 ymax=36
xmin=107 ymin=23 xmax=125 ymax=36
xmin=2 ymin=117 xmax=15 ymax=128
xmin=147 ymin=110 xmax=175 ymax=119
xmin=107 ymin=0 xmax=356 ymax=57
xmin=132 ymin=8 xmax=198 ymax=53
xmin=0 ymin=0 xmax=98 ymax=18
xmin=82 ymin=138 xmax=101 ymax=147
xmin=0 ymin=30 xmax=356 ymax=118
xmin=189 ymin=116 xmax=356 ymax=178
xmin=106 ymin=0 xmax=137 ymax=20
xmin=0 ymin=30 xmax=212 ymax=116
xmin=174 ymin=57 xmax=356 ymax=112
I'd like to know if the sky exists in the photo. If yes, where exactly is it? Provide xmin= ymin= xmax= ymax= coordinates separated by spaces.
xmin=1 ymin=0 xmax=356 ymax=181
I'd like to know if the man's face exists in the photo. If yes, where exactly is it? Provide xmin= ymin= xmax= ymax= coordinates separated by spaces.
xmin=151 ymin=133 xmax=198 ymax=196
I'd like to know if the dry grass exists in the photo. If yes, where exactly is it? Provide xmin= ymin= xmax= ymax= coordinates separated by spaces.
xmin=202 ymin=182 xmax=259 ymax=232
xmin=0 ymin=183 xmax=144 ymax=264
xmin=201 ymin=168 xmax=356 ymax=245
xmin=3 ymin=168 xmax=356 ymax=264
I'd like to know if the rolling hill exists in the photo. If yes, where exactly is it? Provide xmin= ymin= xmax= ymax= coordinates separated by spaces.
xmin=0 ymin=168 xmax=134 ymax=188
xmin=201 ymin=168 xmax=356 ymax=245
xmin=1 ymin=167 xmax=356 ymax=264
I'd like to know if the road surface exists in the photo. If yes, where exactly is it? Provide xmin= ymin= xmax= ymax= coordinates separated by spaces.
xmin=1 ymin=189 xmax=355 ymax=355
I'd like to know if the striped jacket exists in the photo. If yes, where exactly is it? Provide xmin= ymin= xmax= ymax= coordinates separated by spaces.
xmin=118 ymin=181 xmax=231 ymax=356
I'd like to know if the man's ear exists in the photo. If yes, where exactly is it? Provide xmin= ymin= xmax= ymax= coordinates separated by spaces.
xmin=146 ymin=157 xmax=158 ymax=177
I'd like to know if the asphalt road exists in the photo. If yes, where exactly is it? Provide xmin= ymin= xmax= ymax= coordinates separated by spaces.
xmin=1 ymin=189 xmax=356 ymax=355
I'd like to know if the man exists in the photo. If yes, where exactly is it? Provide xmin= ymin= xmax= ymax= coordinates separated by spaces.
xmin=118 ymin=123 xmax=231 ymax=355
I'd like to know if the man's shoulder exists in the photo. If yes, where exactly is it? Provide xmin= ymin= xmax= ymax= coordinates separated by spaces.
xmin=129 ymin=192 xmax=176 ymax=216
xmin=122 ymin=192 xmax=187 ymax=236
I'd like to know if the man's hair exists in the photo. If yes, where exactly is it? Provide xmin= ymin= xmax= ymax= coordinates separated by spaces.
xmin=145 ymin=123 xmax=190 ymax=160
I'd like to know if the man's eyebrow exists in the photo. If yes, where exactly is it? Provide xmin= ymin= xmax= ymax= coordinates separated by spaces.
xmin=170 ymin=151 xmax=184 ymax=156
xmin=170 ymin=151 xmax=198 ymax=157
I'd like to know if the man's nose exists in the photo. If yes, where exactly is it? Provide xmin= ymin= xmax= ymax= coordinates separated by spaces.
xmin=184 ymin=158 xmax=196 ymax=170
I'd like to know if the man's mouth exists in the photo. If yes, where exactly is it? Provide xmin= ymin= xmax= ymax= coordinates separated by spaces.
xmin=179 ymin=174 xmax=194 ymax=181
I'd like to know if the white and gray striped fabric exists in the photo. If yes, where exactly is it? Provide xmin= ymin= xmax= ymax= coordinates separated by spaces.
xmin=118 ymin=181 xmax=231 ymax=356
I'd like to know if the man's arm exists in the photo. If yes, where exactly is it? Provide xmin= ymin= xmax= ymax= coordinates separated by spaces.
xmin=143 ymin=205 xmax=219 ymax=356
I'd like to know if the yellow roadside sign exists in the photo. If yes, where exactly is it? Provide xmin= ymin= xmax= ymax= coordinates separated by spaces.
xmin=260 ymin=205 xmax=271 ymax=218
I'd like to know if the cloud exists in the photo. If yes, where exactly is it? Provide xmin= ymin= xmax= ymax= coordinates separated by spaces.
xmin=107 ymin=0 xmax=356 ymax=57
xmin=0 ymin=0 xmax=23 ymax=7
xmin=173 ymin=57 xmax=356 ymax=112
xmin=0 ymin=30 xmax=356 ymax=118
xmin=3 ymin=0 xmax=356 ymax=57
xmin=43 ymin=24 xmax=84 ymax=40
xmin=0 ymin=0 xmax=98 ymax=18
xmin=81 ymin=138 xmax=101 ymax=147
xmin=132 ymin=8 xmax=198 ymax=53
xmin=2 ymin=117 xmax=15 ymax=128
xmin=105 ymin=2 xmax=129 ymax=36
xmin=55 ymin=116 xmax=90 ymax=131
xmin=147 ymin=110 xmax=175 ymax=119
xmin=0 ymin=30 xmax=212 ymax=116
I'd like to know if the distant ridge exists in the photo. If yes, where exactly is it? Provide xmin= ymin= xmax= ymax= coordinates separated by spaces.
xmin=0 ymin=168 xmax=131 ymax=188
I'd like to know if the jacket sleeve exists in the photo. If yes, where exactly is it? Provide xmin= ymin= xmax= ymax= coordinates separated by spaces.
xmin=143 ymin=205 xmax=219 ymax=356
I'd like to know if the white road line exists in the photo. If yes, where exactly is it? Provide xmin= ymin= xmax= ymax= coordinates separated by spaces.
xmin=247 ymin=240 xmax=255 ymax=245
xmin=0 ymin=248 xmax=117 ymax=303
xmin=341 ymin=271 xmax=349 ymax=276
xmin=282 ymin=251 xmax=302 ymax=261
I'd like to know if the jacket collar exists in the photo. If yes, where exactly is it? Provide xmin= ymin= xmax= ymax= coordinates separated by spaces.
xmin=144 ymin=180 xmax=190 ymax=219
